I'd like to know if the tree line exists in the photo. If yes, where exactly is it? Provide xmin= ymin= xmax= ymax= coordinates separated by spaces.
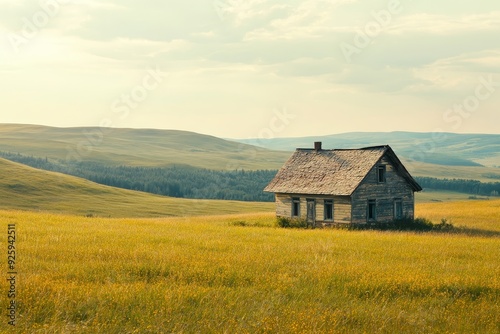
xmin=0 ymin=152 xmax=275 ymax=201
xmin=1 ymin=151 xmax=499 ymax=200
xmin=414 ymin=177 xmax=500 ymax=197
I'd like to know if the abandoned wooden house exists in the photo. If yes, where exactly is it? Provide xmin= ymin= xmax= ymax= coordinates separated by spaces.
xmin=264 ymin=142 xmax=422 ymax=227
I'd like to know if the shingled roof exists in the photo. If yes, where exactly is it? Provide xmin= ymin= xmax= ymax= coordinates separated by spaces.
xmin=264 ymin=145 xmax=421 ymax=196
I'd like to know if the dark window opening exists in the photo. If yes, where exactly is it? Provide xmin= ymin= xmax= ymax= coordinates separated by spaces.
xmin=394 ymin=199 xmax=403 ymax=219
xmin=324 ymin=200 xmax=333 ymax=221
xmin=377 ymin=165 xmax=386 ymax=183
xmin=368 ymin=199 xmax=377 ymax=221
xmin=292 ymin=197 xmax=300 ymax=217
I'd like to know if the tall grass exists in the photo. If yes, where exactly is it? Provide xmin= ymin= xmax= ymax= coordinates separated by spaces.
xmin=0 ymin=201 xmax=499 ymax=333
xmin=417 ymin=199 xmax=500 ymax=232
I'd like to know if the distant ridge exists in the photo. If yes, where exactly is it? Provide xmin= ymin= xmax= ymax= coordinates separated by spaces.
xmin=234 ymin=131 xmax=500 ymax=167
xmin=1 ymin=124 xmax=499 ymax=181
xmin=0 ymin=124 xmax=289 ymax=170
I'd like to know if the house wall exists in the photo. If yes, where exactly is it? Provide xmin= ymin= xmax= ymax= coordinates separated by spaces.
xmin=275 ymin=193 xmax=351 ymax=226
xmin=351 ymin=155 xmax=415 ymax=224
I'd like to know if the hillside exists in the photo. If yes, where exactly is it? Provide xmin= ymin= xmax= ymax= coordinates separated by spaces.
xmin=403 ymin=160 xmax=500 ymax=183
xmin=0 ymin=124 xmax=289 ymax=170
xmin=1 ymin=124 xmax=499 ymax=185
xmin=0 ymin=158 xmax=273 ymax=217
xmin=236 ymin=131 xmax=500 ymax=168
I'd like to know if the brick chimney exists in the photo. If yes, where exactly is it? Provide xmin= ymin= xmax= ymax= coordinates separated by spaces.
xmin=314 ymin=141 xmax=322 ymax=151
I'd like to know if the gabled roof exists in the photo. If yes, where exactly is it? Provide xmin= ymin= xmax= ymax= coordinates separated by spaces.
xmin=264 ymin=145 xmax=422 ymax=196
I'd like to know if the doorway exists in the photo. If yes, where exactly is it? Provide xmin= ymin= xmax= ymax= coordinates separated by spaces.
xmin=306 ymin=199 xmax=316 ymax=228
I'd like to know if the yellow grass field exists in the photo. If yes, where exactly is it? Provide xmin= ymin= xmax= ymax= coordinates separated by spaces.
xmin=417 ymin=199 xmax=500 ymax=232
xmin=0 ymin=200 xmax=499 ymax=333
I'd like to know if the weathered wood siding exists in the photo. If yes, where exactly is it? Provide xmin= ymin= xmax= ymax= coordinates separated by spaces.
xmin=351 ymin=155 xmax=415 ymax=224
xmin=275 ymin=193 xmax=351 ymax=226
xmin=275 ymin=194 xmax=294 ymax=217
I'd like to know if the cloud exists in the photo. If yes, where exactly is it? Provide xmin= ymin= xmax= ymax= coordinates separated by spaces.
xmin=83 ymin=38 xmax=191 ymax=63
xmin=243 ymin=0 xmax=358 ymax=41
xmin=387 ymin=12 xmax=500 ymax=35
xmin=215 ymin=0 xmax=290 ymax=26
xmin=410 ymin=50 xmax=500 ymax=93
xmin=1 ymin=0 xmax=499 ymax=136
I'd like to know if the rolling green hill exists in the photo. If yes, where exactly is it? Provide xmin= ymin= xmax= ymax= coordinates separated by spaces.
xmin=404 ymin=160 xmax=500 ymax=183
xmin=1 ymin=124 xmax=499 ymax=184
xmin=237 ymin=131 xmax=500 ymax=168
xmin=0 ymin=124 xmax=289 ymax=170
xmin=0 ymin=156 xmax=492 ymax=220
xmin=0 ymin=158 xmax=273 ymax=217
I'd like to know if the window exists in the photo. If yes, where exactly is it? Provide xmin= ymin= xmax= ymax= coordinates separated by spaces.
xmin=377 ymin=165 xmax=386 ymax=183
xmin=292 ymin=197 xmax=300 ymax=217
xmin=324 ymin=200 xmax=333 ymax=221
xmin=394 ymin=199 xmax=403 ymax=219
xmin=367 ymin=200 xmax=377 ymax=221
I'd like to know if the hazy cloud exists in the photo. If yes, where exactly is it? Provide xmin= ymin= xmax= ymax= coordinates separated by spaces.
xmin=1 ymin=0 xmax=499 ymax=137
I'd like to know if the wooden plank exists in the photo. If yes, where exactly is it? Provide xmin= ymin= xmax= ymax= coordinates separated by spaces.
xmin=275 ymin=193 xmax=352 ymax=225
xmin=352 ymin=156 xmax=415 ymax=224
xmin=275 ymin=194 xmax=292 ymax=217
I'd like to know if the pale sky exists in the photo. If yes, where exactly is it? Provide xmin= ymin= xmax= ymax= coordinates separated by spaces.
xmin=1 ymin=0 xmax=499 ymax=138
